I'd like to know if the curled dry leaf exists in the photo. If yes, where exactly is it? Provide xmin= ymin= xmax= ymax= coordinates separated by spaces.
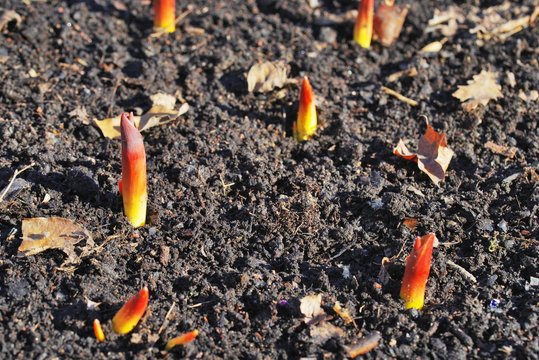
xmin=347 ymin=332 xmax=382 ymax=358
xmin=452 ymin=70 xmax=503 ymax=112
xmin=373 ymin=3 xmax=408 ymax=47
xmin=0 ymin=9 xmax=22 ymax=32
xmin=247 ymin=61 xmax=289 ymax=93
xmin=18 ymin=217 xmax=94 ymax=264
xmin=93 ymin=93 xmax=189 ymax=139
xmin=420 ymin=40 xmax=445 ymax=53
xmin=394 ymin=124 xmax=454 ymax=186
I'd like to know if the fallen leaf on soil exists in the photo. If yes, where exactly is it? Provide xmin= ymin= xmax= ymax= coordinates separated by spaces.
xmin=69 ymin=106 xmax=90 ymax=125
xmin=377 ymin=257 xmax=391 ymax=285
xmin=468 ymin=4 xmax=539 ymax=41
xmin=246 ymin=61 xmax=289 ymax=93
xmin=373 ymin=3 xmax=408 ymax=47
xmin=309 ymin=321 xmax=345 ymax=343
xmin=518 ymin=90 xmax=539 ymax=102
xmin=452 ymin=70 xmax=502 ymax=112
xmin=394 ymin=124 xmax=454 ymax=186
xmin=94 ymin=93 xmax=189 ymax=139
xmin=333 ymin=302 xmax=354 ymax=325
xmin=18 ymin=217 xmax=94 ymax=264
xmin=420 ymin=40 xmax=445 ymax=53
xmin=347 ymin=332 xmax=382 ymax=358
xmin=300 ymin=294 xmax=345 ymax=343
xmin=484 ymin=141 xmax=517 ymax=159
xmin=0 ymin=9 xmax=22 ymax=32
xmin=300 ymin=294 xmax=324 ymax=322
xmin=0 ymin=178 xmax=30 ymax=203
xmin=402 ymin=218 xmax=418 ymax=230
xmin=426 ymin=6 xmax=464 ymax=37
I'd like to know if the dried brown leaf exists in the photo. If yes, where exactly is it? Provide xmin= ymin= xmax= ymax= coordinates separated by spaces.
xmin=452 ymin=70 xmax=503 ymax=112
xmin=247 ymin=61 xmax=289 ymax=93
xmin=347 ymin=332 xmax=382 ymax=358
xmin=69 ymin=106 xmax=90 ymax=125
xmin=373 ymin=4 xmax=408 ymax=47
xmin=309 ymin=321 xmax=345 ymax=344
xmin=300 ymin=294 xmax=324 ymax=322
xmin=402 ymin=218 xmax=418 ymax=230
xmin=19 ymin=217 xmax=94 ymax=264
xmin=333 ymin=302 xmax=354 ymax=325
xmin=484 ymin=141 xmax=517 ymax=159
xmin=394 ymin=124 xmax=454 ymax=186
xmin=93 ymin=93 xmax=189 ymax=139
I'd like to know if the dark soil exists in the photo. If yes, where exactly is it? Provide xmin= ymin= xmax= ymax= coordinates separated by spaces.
xmin=1 ymin=0 xmax=538 ymax=359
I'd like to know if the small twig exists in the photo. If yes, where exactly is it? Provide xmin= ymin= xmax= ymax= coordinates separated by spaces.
xmin=107 ymin=77 xmax=121 ymax=118
xmin=187 ymin=300 xmax=215 ymax=308
xmin=447 ymin=259 xmax=477 ymax=284
xmin=381 ymin=86 xmax=418 ymax=106
xmin=158 ymin=302 xmax=176 ymax=335
xmin=0 ymin=162 xmax=35 ymax=203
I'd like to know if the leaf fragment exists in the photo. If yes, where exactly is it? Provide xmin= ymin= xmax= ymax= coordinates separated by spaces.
xmin=484 ymin=141 xmax=517 ymax=159
xmin=300 ymin=294 xmax=345 ymax=343
xmin=452 ymin=70 xmax=503 ymax=112
xmin=426 ymin=6 xmax=464 ymax=37
xmin=394 ymin=124 xmax=454 ymax=186
xmin=310 ymin=321 xmax=345 ymax=344
xmin=420 ymin=40 xmax=445 ymax=53
xmin=93 ymin=93 xmax=189 ymax=139
xmin=247 ymin=61 xmax=289 ymax=93
xmin=300 ymin=294 xmax=324 ymax=322
xmin=373 ymin=3 xmax=408 ymax=47
xmin=18 ymin=217 xmax=94 ymax=264
xmin=347 ymin=332 xmax=382 ymax=358
xmin=333 ymin=302 xmax=354 ymax=325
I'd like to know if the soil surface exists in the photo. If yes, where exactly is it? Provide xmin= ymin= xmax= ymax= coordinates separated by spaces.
xmin=1 ymin=0 xmax=538 ymax=359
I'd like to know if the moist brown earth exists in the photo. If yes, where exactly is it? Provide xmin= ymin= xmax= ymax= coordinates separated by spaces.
xmin=0 ymin=0 xmax=538 ymax=359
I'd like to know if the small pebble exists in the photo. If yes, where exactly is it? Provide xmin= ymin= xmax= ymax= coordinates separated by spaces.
xmin=497 ymin=220 xmax=508 ymax=232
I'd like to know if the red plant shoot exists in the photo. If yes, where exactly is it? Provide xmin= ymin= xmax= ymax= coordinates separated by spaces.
xmin=154 ymin=0 xmax=176 ymax=33
xmin=400 ymin=233 xmax=436 ymax=310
